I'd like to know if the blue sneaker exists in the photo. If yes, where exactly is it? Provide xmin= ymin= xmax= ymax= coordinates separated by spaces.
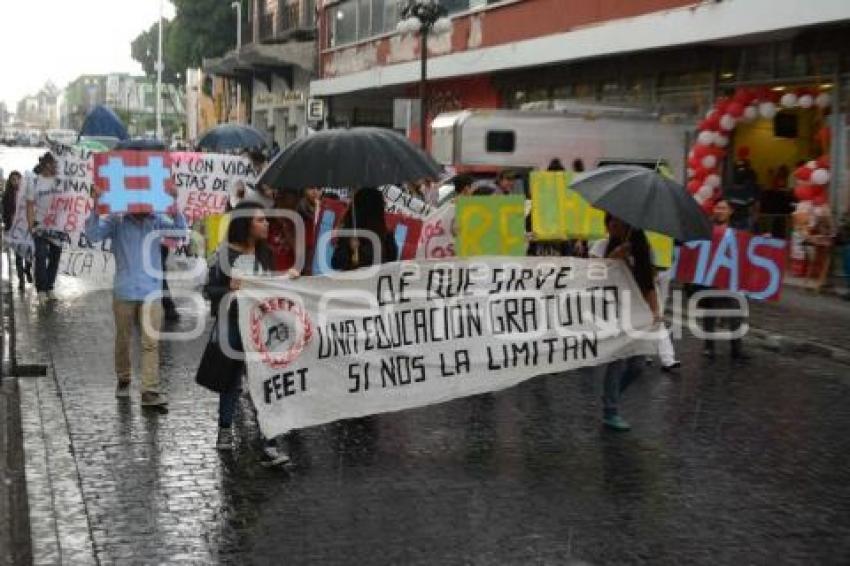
xmin=603 ymin=415 xmax=632 ymax=431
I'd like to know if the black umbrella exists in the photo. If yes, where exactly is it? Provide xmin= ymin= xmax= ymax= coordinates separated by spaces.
xmin=114 ymin=138 xmax=167 ymax=151
xmin=570 ymin=165 xmax=712 ymax=241
xmin=258 ymin=127 xmax=442 ymax=191
xmin=197 ymin=124 xmax=268 ymax=153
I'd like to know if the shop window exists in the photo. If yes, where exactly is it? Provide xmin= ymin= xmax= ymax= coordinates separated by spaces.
xmin=331 ymin=1 xmax=357 ymax=46
xmin=486 ymin=130 xmax=515 ymax=153
xmin=773 ymin=112 xmax=798 ymax=139
xmin=357 ymin=0 xmax=371 ymax=41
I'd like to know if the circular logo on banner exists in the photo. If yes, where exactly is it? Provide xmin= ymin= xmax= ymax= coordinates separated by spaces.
xmin=249 ymin=297 xmax=313 ymax=369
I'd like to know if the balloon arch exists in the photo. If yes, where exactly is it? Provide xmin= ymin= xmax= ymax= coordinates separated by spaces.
xmin=686 ymin=86 xmax=832 ymax=214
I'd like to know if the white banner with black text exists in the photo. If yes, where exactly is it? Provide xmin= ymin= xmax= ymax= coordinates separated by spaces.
xmin=237 ymin=257 xmax=655 ymax=438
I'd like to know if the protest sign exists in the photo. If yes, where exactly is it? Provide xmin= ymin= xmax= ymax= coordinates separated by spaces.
xmin=455 ymin=195 xmax=527 ymax=257
xmin=380 ymin=185 xmax=433 ymax=219
xmin=673 ymin=226 xmax=787 ymax=301
xmin=311 ymin=199 xmax=424 ymax=275
xmin=530 ymin=171 xmax=573 ymax=240
xmin=57 ymin=247 xmax=205 ymax=290
xmin=417 ymin=203 xmax=456 ymax=259
xmin=171 ymin=152 xmax=258 ymax=223
xmin=92 ymin=151 xmax=176 ymax=215
xmin=238 ymin=257 xmax=654 ymax=437
xmin=528 ymin=172 xmax=673 ymax=268
xmin=57 ymin=249 xmax=115 ymax=289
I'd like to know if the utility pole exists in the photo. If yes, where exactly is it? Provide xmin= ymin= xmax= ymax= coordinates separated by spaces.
xmin=156 ymin=0 xmax=164 ymax=139
xmin=232 ymin=1 xmax=242 ymax=123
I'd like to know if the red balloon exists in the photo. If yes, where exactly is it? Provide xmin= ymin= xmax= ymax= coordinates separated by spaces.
xmin=708 ymin=146 xmax=727 ymax=158
xmin=692 ymin=144 xmax=711 ymax=158
xmin=736 ymin=146 xmax=751 ymax=159
xmin=727 ymin=102 xmax=745 ymax=118
xmin=794 ymin=166 xmax=812 ymax=181
xmin=733 ymin=88 xmax=755 ymax=106
xmin=813 ymin=191 xmax=829 ymax=206
xmin=701 ymin=199 xmax=716 ymax=215
xmin=794 ymin=184 xmax=814 ymax=201
xmin=692 ymin=166 xmax=714 ymax=179
xmin=687 ymin=180 xmax=701 ymax=193
xmin=816 ymin=154 xmax=830 ymax=169
xmin=698 ymin=119 xmax=711 ymax=131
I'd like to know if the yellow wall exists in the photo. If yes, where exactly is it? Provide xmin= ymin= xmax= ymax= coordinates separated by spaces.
xmin=733 ymin=110 xmax=817 ymax=187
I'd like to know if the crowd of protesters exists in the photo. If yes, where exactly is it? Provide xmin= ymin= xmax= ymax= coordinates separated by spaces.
xmin=0 ymin=147 xmax=765 ymax=466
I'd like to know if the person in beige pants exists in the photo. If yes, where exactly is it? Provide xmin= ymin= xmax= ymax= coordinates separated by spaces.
xmin=85 ymin=189 xmax=187 ymax=408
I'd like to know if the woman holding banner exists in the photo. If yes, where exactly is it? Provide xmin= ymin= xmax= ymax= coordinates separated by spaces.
xmin=204 ymin=201 xmax=295 ymax=466
xmin=590 ymin=213 xmax=660 ymax=432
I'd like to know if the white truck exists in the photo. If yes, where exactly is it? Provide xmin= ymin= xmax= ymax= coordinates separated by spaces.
xmin=430 ymin=106 xmax=690 ymax=182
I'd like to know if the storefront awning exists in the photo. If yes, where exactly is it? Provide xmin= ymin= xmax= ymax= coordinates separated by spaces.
xmin=203 ymin=41 xmax=315 ymax=87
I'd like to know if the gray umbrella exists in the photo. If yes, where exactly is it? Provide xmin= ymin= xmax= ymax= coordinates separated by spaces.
xmin=258 ymin=127 xmax=442 ymax=192
xmin=570 ymin=165 xmax=712 ymax=241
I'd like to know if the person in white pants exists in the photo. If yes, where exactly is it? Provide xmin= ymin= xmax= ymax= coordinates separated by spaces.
xmin=590 ymin=238 xmax=680 ymax=372
xmin=655 ymin=267 xmax=680 ymax=371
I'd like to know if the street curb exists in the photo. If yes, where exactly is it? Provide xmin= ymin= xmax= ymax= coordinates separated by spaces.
xmin=748 ymin=327 xmax=850 ymax=365
xmin=6 ymin=255 xmax=98 ymax=565
xmin=667 ymin=304 xmax=850 ymax=366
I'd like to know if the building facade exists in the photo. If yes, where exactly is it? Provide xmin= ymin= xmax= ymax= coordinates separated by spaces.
xmin=61 ymin=74 xmax=185 ymax=139
xmin=15 ymin=82 xmax=60 ymax=130
xmin=202 ymin=0 xmax=317 ymax=149
xmin=312 ymin=0 xmax=850 ymax=212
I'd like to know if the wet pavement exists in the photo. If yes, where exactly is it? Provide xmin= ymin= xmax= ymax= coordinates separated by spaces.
xmin=7 ymin=278 xmax=850 ymax=565
xmin=747 ymin=285 xmax=850 ymax=354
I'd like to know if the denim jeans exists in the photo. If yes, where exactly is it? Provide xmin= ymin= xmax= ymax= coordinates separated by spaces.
xmin=600 ymin=356 xmax=644 ymax=417
xmin=218 ymin=318 xmax=244 ymax=428
xmin=14 ymin=253 xmax=31 ymax=285
xmin=33 ymin=235 xmax=61 ymax=292
xmin=218 ymin=365 xmax=244 ymax=428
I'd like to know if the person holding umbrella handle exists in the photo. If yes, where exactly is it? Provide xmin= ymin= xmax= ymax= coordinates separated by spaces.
xmin=590 ymin=213 xmax=661 ymax=432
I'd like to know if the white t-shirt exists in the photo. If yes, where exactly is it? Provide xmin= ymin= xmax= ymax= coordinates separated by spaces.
xmin=25 ymin=174 xmax=61 ymax=227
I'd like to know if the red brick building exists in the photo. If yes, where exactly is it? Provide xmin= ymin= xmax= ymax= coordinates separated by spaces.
xmin=312 ymin=0 xmax=850 ymax=211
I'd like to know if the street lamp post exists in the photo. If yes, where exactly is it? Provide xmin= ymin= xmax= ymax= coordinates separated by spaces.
xmin=398 ymin=1 xmax=452 ymax=150
xmin=232 ymin=1 xmax=242 ymax=123
xmin=156 ymin=0 xmax=164 ymax=140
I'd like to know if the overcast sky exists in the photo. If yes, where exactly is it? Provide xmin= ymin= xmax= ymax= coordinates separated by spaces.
xmin=0 ymin=0 xmax=176 ymax=109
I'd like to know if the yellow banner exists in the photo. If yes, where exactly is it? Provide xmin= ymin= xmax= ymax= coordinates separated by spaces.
xmin=529 ymin=171 xmax=673 ymax=268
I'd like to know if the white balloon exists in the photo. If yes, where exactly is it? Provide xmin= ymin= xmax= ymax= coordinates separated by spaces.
xmin=719 ymin=114 xmax=736 ymax=131
xmin=687 ymin=168 xmax=695 ymax=179
xmin=780 ymin=92 xmax=798 ymax=108
xmin=714 ymin=133 xmax=729 ymax=147
xmin=811 ymin=169 xmax=830 ymax=185
xmin=697 ymin=130 xmax=715 ymax=146
xmin=806 ymin=160 xmax=818 ymax=169
xmin=816 ymin=92 xmax=831 ymax=108
xmin=742 ymin=106 xmax=758 ymax=122
xmin=701 ymin=155 xmax=717 ymax=169
xmin=697 ymin=185 xmax=715 ymax=200
xmin=706 ymin=174 xmax=721 ymax=188
xmin=798 ymin=94 xmax=814 ymax=109
xmin=759 ymin=102 xmax=777 ymax=119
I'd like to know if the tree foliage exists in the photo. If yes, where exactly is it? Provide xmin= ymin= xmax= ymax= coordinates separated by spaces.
xmin=131 ymin=0 xmax=241 ymax=80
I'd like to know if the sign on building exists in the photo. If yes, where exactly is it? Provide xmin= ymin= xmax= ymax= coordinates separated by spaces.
xmin=306 ymin=98 xmax=324 ymax=122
